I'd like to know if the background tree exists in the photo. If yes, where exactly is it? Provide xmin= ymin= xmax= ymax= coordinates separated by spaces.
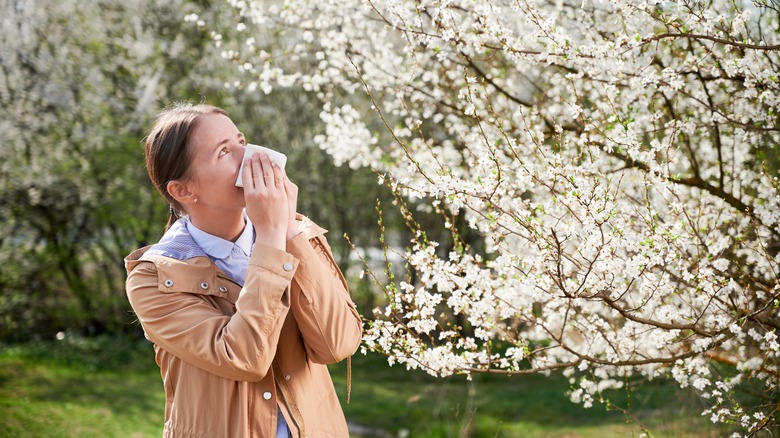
xmin=2 ymin=0 xmax=156 ymax=338
xmin=212 ymin=0 xmax=780 ymax=434
xmin=0 ymin=0 xmax=389 ymax=341
xmin=0 ymin=0 xmax=250 ymax=339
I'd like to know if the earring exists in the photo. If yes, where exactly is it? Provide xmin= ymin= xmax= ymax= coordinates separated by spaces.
xmin=194 ymin=197 xmax=198 ymax=204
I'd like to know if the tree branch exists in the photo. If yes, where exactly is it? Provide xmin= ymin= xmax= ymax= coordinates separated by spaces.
xmin=644 ymin=33 xmax=780 ymax=51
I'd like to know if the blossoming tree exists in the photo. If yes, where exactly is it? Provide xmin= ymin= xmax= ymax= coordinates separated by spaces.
xmin=210 ymin=0 xmax=780 ymax=432
xmin=0 ymin=0 xmax=240 ymax=338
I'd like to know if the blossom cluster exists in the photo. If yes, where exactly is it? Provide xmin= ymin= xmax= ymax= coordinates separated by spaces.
xmin=209 ymin=0 xmax=780 ymax=433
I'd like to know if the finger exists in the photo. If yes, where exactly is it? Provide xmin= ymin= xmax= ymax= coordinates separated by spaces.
xmin=279 ymin=166 xmax=296 ymax=194
xmin=272 ymin=161 xmax=284 ymax=188
xmin=259 ymin=153 xmax=275 ymax=188
xmin=283 ymin=172 xmax=297 ymax=198
xmin=251 ymin=153 xmax=265 ymax=188
xmin=275 ymin=164 xmax=289 ymax=194
xmin=241 ymin=157 xmax=254 ymax=189
xmin=283 ymin=170 xmax=298 ymax=213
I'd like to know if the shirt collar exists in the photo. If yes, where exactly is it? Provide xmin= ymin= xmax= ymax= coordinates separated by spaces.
xmin=186 ymin=214 xmax=254 ymax=260
xmin=233 ymin=217 xmax=254 ymax=256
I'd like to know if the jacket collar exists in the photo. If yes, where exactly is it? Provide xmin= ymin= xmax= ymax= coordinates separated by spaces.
xmin=124 ymin=214 xmax=328 ymax=274
xmin=142 ymin=217 xmax=208 ymax=261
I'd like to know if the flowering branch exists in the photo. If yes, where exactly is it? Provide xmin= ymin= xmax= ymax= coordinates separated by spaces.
xmin=213 ymin=0 xmax=780 ymax=433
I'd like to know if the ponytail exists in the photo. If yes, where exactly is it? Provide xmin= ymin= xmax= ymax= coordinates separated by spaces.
xmin=166 ymin=205 xmax=181 ymax=232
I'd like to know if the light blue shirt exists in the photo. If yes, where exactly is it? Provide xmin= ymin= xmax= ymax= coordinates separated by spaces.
xmin=186 ymin=217 xmax=254 ymax=287
xmin=149 ymin=215 xmax=291 ymax=438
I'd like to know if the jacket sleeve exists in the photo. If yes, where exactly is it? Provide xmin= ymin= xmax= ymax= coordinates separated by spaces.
xmin=125 ymin=244 xmax=297 ymax=382
xmin=287 ymin=232 xmax=363 ymax=364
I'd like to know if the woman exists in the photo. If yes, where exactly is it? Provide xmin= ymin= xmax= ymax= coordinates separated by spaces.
xmin=125 ymin=103 xmax=362 ymax=437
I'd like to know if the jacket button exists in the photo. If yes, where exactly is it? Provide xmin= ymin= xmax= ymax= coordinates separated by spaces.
xmin=200 ymin=282 xmax=208 ymax=290
xmin=284 ymin=374 xmax=291 ymax=381
xmin=219 ymin=286 xmax=227 ymax=293
xmin=263 ymin=391 xmax=272 ymax=400
xmin=164 ymin=279 xmax=174 ymax=287
xmin=283 ymin=262 xmax=293 ymax=272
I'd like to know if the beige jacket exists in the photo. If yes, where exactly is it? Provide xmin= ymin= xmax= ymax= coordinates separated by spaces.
xmin=125 ymin=218 xmax=362 ymax=438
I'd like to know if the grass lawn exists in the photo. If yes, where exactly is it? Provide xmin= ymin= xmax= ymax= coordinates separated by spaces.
xmin=0 ymin=336 xmax=735 ymax=437
xmin=332 ymin=352 xmax=734 ymax=437
xmin=0 ymin=336 xmax=164 ymax=438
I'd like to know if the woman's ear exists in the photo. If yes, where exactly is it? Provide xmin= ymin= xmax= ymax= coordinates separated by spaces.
xmin=167 ymin=180 xmax=197 ymax=206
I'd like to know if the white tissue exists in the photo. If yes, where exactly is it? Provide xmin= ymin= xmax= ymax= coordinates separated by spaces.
xmin=235 ymin=144 xmax=288 ymax=187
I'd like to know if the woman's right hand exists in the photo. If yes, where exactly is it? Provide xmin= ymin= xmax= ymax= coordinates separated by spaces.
xmin=242 ymin=152 xmax=289 ymax=250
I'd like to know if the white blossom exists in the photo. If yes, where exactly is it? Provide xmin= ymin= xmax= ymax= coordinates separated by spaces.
xmin=212 ymin=0 xmax=780 ymax=433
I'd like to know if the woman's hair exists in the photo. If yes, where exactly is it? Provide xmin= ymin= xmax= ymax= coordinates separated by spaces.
xmin=144 ymin=102 xmax=228 ymax=231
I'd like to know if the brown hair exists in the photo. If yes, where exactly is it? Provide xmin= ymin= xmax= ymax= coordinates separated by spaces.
xmin=144 ymin=102 xmax=228 ymax=230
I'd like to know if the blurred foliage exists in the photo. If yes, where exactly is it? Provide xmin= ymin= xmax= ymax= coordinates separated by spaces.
xmin=0 ymin=0 xmax=399 ymax=342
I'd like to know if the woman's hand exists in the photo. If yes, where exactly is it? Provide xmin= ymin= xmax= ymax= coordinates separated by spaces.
xmin=242 ymin=152 xmax=288 ymax=250
xmin=282 ymin=168 xmax=300 ymax=242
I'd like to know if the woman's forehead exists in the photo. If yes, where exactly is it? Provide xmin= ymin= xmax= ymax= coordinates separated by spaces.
xmin=191 ymin=114 xmax=240 ymax=151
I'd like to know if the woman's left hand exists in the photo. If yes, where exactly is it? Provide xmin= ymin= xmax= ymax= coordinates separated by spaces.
xmin=282 ymin=167 xmax=300 ymax=241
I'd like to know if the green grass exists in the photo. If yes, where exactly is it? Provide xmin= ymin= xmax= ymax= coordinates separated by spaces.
xmin=331 ymin=353 xmax=733 ymax=437
xmin=0 ymin=336 xmax=164 ymax=438
xmin=0 ymin=336 xmax=735 ymax=437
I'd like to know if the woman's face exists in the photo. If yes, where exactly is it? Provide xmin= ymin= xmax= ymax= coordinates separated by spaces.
xmin=186 ymin=113 xmax=247 ymax=212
